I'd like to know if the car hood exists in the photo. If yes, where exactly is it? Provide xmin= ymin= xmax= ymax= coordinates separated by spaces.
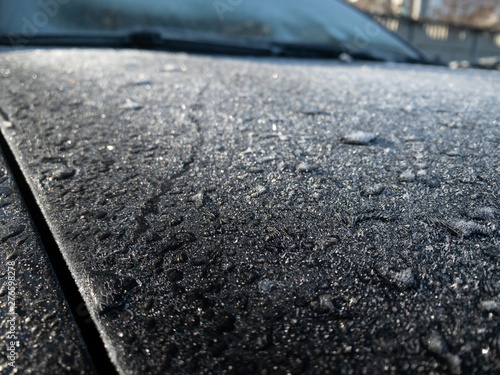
xmin=0 ymin=48 xmax=499 ymax=374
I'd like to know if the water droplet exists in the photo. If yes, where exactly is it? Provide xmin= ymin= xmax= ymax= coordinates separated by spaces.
xmin=341 ymin=131 xmax=376 ymax=145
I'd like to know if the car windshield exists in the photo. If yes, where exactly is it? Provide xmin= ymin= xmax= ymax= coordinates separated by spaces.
xmin=0 ymin=0 xmax=423 ymax=62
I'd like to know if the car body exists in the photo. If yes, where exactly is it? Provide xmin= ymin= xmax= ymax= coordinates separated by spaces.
xmin=0 ymin=1 xmax=499 ymax=375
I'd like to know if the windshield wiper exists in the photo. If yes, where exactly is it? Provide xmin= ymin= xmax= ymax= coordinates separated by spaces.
xmin=129 ymin=31 xmax=430 ymax=63
xmin=129 ymin=30 xmax=354 ymax=58
xmin=0 ymin=31 xmax=344 ymax=57
xmin=0 ymin=31 xmax=428 ymax=64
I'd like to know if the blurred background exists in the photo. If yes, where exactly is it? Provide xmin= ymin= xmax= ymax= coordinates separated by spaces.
xmin=349 ymin=0 xmax=500 ymax=65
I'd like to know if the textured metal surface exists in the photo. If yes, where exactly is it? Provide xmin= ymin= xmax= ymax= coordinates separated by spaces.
xmin=0 ymin=147 xmax=95 ymax=374
xmin=0 ymin=48 xmax=499 ymax=374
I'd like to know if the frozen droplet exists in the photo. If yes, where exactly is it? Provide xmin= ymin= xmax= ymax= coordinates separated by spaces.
xmin=162 ymin=232 xmax=196 ymax=252
xmin=425 ymin=331 xmax=447 ymax=355
xmin=296 ymin=162 xmax=318 ymax=173
xmin=166 ymin=269 xmax=184 ymax=282
xmin=168 ymin=215 xmax=183 ymax=227
xmin=240 ymin=147 xmax=254 ymax=155
xmin=403 ymin=104 xmax=414 ymax=113
xmin=190 ymin=191 xmax=205 ymax=209
xmin=319 ymin=294 xmax=336 ymax=312
xmin=0 ymin=186 xmax=13 ymax=197
xmin=248 ymin=167 xmax=264 ymax=173
xmin=424 ymin=331 xmax=461 ymax=374
xmin=469 ymin=206 xmax=498 ymax=221
xmin=161 ymin=64 xmax=186 ymax=73
xmin=1 ymin=225 xmax=25 ymax=243
xmin=1 ymin=120 xmax=14 ymax=129
xmin=361 ymin=183 xmax=385 ymax=196
xmin=376 ymin=263 xmax=416 ymax=291
xmin=416 ymin=170 xmax=427 ymax=177
xmin=482 ymin=246 xmax=500 ymax=260
xmin=341 ymin=131 xmax=376 ymax=145
xmin=53 ymin=168 xmax=76 ymax=180
xmin=447 ymin=354 xmax=461 ymax=374
xmin=260 ymin=132 xmax=281 ymax=139
xmin=391 ymin=268 xmax=415 ymax=290
xmin=338 ymin=52 xmax=353 ymax=63
xmin=215 ymin=312 xmax=236 ymax=333
xmin=493 ymin=332 xmax=500 ymax=352
xmin=446 ymin=149 xmax=462 ymax=157
xmin=435 ymin=218 xmax=492 ymax=238
xmin=87 ymin=271 xmax=138 ymax=316
xmin=250 ymin=185 xmax=267 ymax=198
xmin=479 ymin=300 xmax=500 ymax=315
xmin=97 ymin=231 xmax=111 ymax=241
xmin=171 ymin=251 xmax=188 ymax=264
xmin=120 ymin=99 xmax=142 ymax=110
xmin=128 ymin=79 xmax=152 ymax=86
xmin=258 ymin=279 xmax=276 ymax=293
xmin=301 ymin=108 xmax=329 ymax=116
xmin=0 ymin=200 xmax=12 ymax=208
xmin=400 ymin=170 xmax=415 ymax=182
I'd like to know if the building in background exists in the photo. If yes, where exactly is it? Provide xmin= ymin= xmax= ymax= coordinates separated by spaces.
xmin=348 ymin=0 xmax=500 ymax=63
xmin=350 ymin=0 xmax=500 ymax=28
